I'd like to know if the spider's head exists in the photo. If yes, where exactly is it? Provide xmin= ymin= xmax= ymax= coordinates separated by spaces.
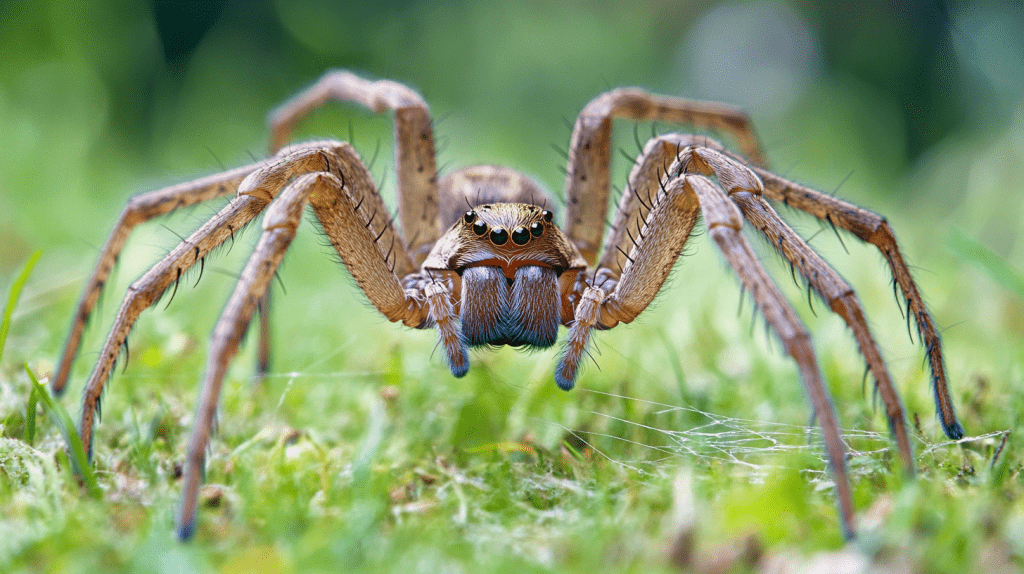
xmin=430 ymin=203 xmax=578 ymax=275
xmin=422 ymin=203 xmax=586 ymax=349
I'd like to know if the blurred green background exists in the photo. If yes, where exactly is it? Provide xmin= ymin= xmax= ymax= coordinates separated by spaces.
xmin=3 ymin=0 xmax=1022 ymax=259
xmin=2 ymin=0 xmax=1024 ymax=571
xmin=2 ymin=0 xmax=1023 ymax=259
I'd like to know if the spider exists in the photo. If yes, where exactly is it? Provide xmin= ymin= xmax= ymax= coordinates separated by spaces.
xmin=52 ymin=70 xmax=963 ymax=540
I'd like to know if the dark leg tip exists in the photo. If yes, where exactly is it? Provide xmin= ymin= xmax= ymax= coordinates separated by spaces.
xmin=554 ymin=372 xmax=575 ymax=392
xmin=176 ymin=521 xmax=195 ymax=542
xmin=943 ymin=420 xmax=965 ymax=441
xmin=841 ymin=523 xmax=855 ymax=541
xmin=449 ymin=359 xmax=469 ymax=378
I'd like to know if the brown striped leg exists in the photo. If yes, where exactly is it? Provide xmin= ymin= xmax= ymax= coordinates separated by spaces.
xmin=177 ymin=172 xmax=332 ymax=540
xmin=76 ymin=142 xmax=364 ymax=457
xmin=687 ymin=176 xmax=854 ymax=538
xmin=53 ymin=161 xmax=261 ymax=396
xmin=559 ymin=174 xmax=855 ymax=537
xmin=77 ymin=194 xmax=268 ymax=458
xmin=563 ymin=88 xmax=766 ymax=263
xmin=179 ymin=155 xmax=453 ymax=537
xmin=751 ymin=166 xmax=963 ymax=440
xmin=731 ymin=193 xmax=914 ymax=473
xmin=267 ymin=69 xmax=440 ymax=267
xmin=656 ymin=142 xmax=917 ymax=472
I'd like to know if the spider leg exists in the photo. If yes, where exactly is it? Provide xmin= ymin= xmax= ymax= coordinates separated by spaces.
xmin=306 ymin=143 xmax=424 ymax=326
xmin=564 ymin=88 xmax=766 ymax=263
xmin=597 ymin=134 xmax=734 ymax=273
xmin=267 ymin=70 xmax=440 ymax=264
xmin=256 ymin=289 xmax=272 ymax=377
xmin=661 ymin=142 xmax=915 ymax=473
xmin=179 ymin=149 xmax=471 ymax=537
xmin=177 ymin=171 xmax=337 ymax=540
xmin=180 ymin=140 xmax=458 ymax=537
xmin=687 ymin=176 xmax=854 ymax=538
xmin=76 ymin=142 xmax=365 ymax=457
xmin=562 ymin=174 xmax=855 ymax=538
xmin=751 ymin=167 xmax=963 ymax=440
xmin=730 ymin=193 xmax=914 ymax=473
xmin=78 ymin=193 xmax=268 ymax=458
xmin=307 ymin=142 xmax=462 ymax=372
xmin=53 ymin=161 xmax=261 ymax=396
xmin=424 ymin=278 xmax=469 ymax=377
xmin=560 ymin=134 xmax=751 ymax=385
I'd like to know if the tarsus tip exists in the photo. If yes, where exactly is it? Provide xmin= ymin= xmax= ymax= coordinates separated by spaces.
xmin=176 ymin=521 xmax=195 ymax=542
xmin=943 ymin=420 xmax=965 ymax=441
xmin=554 ymin=370 xmax=576 ymax=391
xmin=448 ymin=350 xmax=469 ymax=378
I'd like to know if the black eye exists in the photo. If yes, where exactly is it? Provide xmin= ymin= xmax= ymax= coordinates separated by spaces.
xmin=530 ymin=221 xmax=544 ymax=237
xmin=542 ymin=210 xmax=553 ymax=222
xmin=490 ymin=227 xmax=509 ymax=245
xmin=511 ymin=226 xmax=530 ymax=245
xmin=463 ymin=210 xmax=475 ymax=223
xmin=472 ymin=221 xmax=488 ymax=235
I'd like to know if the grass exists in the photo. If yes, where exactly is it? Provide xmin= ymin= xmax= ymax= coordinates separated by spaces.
xmin=1 ymin=204 xmax=1022 ymax=573
xmin=0 ymin=252 xmax=40 ymax=367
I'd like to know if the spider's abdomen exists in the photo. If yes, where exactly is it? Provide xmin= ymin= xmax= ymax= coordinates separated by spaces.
xmin=461 ymin=265 xmax=559 ymax=348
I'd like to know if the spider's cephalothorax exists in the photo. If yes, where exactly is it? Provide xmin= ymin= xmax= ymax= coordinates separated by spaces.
xmin=424 ymin=198 xmax=585 ymax=350
xmin=430 ymin=198 xmax=585 ymax=349
xmin=54 ymin=70 xmax=963 ymax=540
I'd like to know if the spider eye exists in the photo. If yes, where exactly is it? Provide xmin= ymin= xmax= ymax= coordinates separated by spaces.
xmin=530 ymin=221 xmax=544 ymax=237
xmin=472 ymin=221 xmax=488 ymax=235
xmin=489 ymin=227 xmax=509 ymax=245
xmin=541 ymin=210 xmax=553 ymax=223
xmin=463 ymin=210 xmax=476 ymax=224
xmin=511 ymin=226 xmax=530 ymax=245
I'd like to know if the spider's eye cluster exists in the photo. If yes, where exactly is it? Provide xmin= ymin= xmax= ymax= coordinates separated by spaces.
xmin=464 ymin=208 xmax=549 ymax=246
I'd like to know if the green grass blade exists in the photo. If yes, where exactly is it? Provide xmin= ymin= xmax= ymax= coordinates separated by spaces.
xmin=0 ymin=250 xmax=42 ymax=366
xmin=948 ymin=231 xmax=1024 ymax=299
xmin=24 ymin=363 xmax=102 ymax=499
xmin=26 ymin=382 xmax=39 ymax=445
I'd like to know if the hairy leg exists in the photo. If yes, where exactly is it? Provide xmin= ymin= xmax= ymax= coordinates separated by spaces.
xmin=78 ymin=194 xmax=267 ymax=457
xmin=268 ymin=70 xmax=440 ymax=266
xmin=559 ymin=139 xmax=762 ymax=384
xmin=731 ymin=193 xmax=914 ymax=473
xmin=598 ymin=134 xmax=732 ymax=273
xmin=751 ymin=166 xmax=962 ymax=439
xmin=663 ymin=142 xmax=916 ymax=472
xmin=692 ymin=178 xmax=855 ymax=538
xmin=564 ymin=88 xmax=766 ymax=263
xmin=306 ymin=144 xmax=464 ymax=373
xmin=53 ymin=161 xmax=261 ymax=395
xmin=178 ymin=149 xmax=468 ymax=536
xmin=560 ymin=173 xmax=855 ymax=536
xmin=77 ymin=142 xmax=360 ymax=455
xmin=177 ymin=172 xmax=336 ymax=540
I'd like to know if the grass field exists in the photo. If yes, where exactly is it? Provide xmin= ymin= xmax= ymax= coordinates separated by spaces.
xmin=2 ymin=2 xmax=1024 ymax=572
